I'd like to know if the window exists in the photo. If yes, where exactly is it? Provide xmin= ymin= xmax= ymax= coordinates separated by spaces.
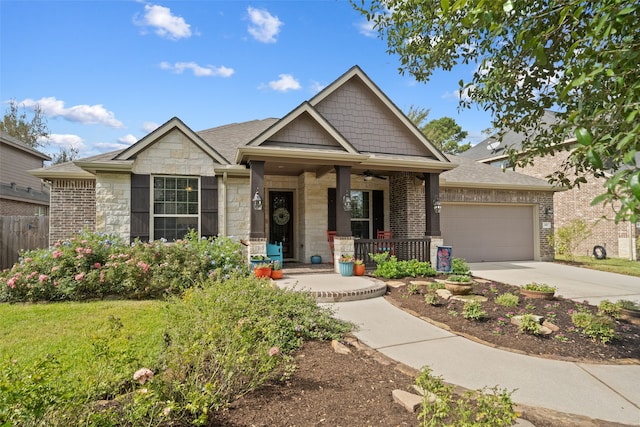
xmin=152 ymin=176 xmax=199 ymax=241
xmin=349 ymin=190 xmax=370 ymax=238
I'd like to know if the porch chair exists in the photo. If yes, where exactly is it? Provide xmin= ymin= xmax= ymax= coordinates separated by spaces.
xmin=376 ymin=230 xmax=395 ymax=255
xmin=327 ymin=231 xmax=336 ymax=259
xmin=266 ymin=241 xmax=283 ymax=265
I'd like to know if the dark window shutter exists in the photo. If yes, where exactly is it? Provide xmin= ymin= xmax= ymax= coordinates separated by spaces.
xmin=327 ymin=188 xmax=336 ymax=231
xmin=131 ymin=174 xmax=150 ymax=242
xmin=372 ymin=190 xmax=384 ymax=235
xmin=201 ymin=176 xmax=218 ymax=238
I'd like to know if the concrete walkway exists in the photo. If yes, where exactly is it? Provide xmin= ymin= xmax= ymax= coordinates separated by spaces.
xmin=281 ymin=262 xmax=640 ymax=425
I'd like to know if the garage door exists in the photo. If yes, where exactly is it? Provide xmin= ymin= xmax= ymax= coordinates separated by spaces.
xmin=440 ymin=204 xmax=534 ymax=262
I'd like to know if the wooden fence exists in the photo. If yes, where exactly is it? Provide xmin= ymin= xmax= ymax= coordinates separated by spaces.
xmin=0 ymin=216 xmax=49 ymax=269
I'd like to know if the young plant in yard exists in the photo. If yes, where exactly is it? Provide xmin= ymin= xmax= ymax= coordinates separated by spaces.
xmin=495 ymin=292 xmax=519 ymax=307
xmin=518 ymin=314 xmax=542 ymax=335
xmin=598 ymin=300 xmax=622 ymax=319
xmin=424 ymin=290 xmax=439 ymax=306
xmin=522 ymin=282 xmax=556 ymax=293
xmin=462 ymin=300 xmax=487 ymax=321
xmin=450 ymin=257 xmax=471 ymax=275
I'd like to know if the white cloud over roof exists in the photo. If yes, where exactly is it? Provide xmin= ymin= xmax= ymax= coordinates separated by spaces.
xmin=160 ymin=61 xmax=234 ymax=77
xmin=262 ymin=74 xmax=301 ymax=92
xmin=21 ymin=97 xmax=124 ymax=128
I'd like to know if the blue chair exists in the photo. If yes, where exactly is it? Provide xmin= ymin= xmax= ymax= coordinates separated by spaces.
xmin=266 ymin=242 xmax=283 ymax=265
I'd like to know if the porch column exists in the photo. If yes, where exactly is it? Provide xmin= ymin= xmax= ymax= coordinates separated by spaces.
xmin=424 ymin=172 xmax=441 ymax=237
xmin=249 ymin=161 xmax=265 ymax=239
xmin=335 ymin=165 xmax=352 ymax=237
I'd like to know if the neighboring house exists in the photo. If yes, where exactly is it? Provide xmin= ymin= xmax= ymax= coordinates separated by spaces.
xmin=0 ymin=131 xmax=51 ymax=216
xmin=31 ymin=66 xmax=557 ymax=266
xmin=461 ymin=111 xmax=639 ymax=259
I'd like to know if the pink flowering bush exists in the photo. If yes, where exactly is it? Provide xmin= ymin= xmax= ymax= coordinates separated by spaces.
xmin=0 ymin=229 xmax=249 ymax=302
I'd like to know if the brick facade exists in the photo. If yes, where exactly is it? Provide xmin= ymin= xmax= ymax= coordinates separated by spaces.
xmin=49 ymin=179 xmax=96 ymax=243
xmin=389 ymin=173 xmax=426 ymax=238
xmin=518 ymin=151 xmax=638 ymax=258
xmin=0 ymin=199 xmax=48 ymax=216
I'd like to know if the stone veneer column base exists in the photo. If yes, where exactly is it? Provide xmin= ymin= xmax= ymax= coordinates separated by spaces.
xmin=248 ymin=238 xmax=267 ymax=262
xmin=429 ymin=237 xmax=444 ymax=270
xmin=333 ymin=237 xmax=355 ymax=273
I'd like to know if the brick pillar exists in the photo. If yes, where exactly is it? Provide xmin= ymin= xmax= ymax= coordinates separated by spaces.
xmin=389 ymin=172 xmax=425 ymax=238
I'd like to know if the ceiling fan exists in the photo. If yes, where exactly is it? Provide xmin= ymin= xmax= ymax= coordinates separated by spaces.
xmin=362 ymin=170 xmax=387 ymax=181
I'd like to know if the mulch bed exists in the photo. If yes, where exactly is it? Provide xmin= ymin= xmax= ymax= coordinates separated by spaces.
xmin=384 ymin=277 xmax=640 ymax=363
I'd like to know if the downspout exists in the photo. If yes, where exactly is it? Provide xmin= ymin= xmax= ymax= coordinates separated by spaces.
xmin=222 ymin=172 xmax=228 ymax=236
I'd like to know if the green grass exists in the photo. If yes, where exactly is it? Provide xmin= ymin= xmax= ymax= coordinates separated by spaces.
xmin=0 ymin=300 xmax=166 ymax=395
xmin=555 ymin=255 xmax=640 ymax=277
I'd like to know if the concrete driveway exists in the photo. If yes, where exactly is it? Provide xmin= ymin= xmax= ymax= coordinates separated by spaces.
xmin=468 ymin=261 xmax=640 ymax=305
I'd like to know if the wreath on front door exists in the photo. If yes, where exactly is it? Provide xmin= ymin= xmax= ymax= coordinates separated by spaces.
xmin=273 ymin=207 xmax=290 ymax=225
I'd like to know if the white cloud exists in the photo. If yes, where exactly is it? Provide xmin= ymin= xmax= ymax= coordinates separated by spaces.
xmin=247 ymin=7 xmax=282 ymax=43
xmin=118 ymin=134 xmax=138 ymax=145
xmin=142 ymin=121 xmax=160 ymax=133
xmin=20 ymin=97 xmax=123 ymax=128
xmin=137 ymin=4 xmax=192 ymax=40
xmin=160 ymin=61 xmax=234 ymax=77
xmin=356 ymin=20 xmax=377 ymax=38
xmin=94 ymin=141 xmax=132 ymax=151
xmin=40 ymin=133 xmax=86 ymax=150
xmin=261 ymin=74 xmax=301 ymax=92
xmin=309 ymin=80 xmax=325 ymax=94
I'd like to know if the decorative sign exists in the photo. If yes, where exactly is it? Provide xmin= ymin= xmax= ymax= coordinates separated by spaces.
xmin=436 ymin=246 xmax=453 ymax=273
xmin=273 ymin=207 xmax=290 ymax=225
xmin=542 ymin=222 xmax=552 ymax=229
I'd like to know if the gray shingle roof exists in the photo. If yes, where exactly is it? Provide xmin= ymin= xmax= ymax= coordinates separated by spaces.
xmin=441 ymin=155 xmax=556 ymax=190
xmin=197 ymin=118 xmax=278 ymax=163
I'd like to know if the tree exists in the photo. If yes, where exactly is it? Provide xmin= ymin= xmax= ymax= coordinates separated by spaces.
xmin=51 ymin=147 xmax=80 ymax=165
xmin=0 ymin=99 xmax=50 ymax=148
xmin=353 ymin=0 xmax=640 ymax=222
xmin=405 ymin=105 xmax=469 ymax=154
xmin=423 ymin=117 xmax=470 ymax=154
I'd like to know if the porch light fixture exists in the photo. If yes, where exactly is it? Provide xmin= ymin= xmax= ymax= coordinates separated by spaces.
xmin=252 ymin=188 xmax=263 ymax=211
xmin=342 ymin=192 xmax=352 ymax=211
xmin=545 ymin=207 xmax=554 ymax=217
xmin=432 ymin=198 xmax=442 ymax=214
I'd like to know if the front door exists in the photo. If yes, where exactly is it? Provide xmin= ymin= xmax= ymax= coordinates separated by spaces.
xmin=269 ymin=191 xmax=294 ymax=259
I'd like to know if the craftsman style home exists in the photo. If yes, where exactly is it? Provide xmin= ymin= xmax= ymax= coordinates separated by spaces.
xmin=31 ymin=66 xmax=558 ymax=267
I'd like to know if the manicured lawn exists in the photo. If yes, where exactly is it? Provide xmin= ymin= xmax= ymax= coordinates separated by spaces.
xmin=555 ymin=255 xmax=640 ymax=277
xmin=0 ymin=300 xmax=166 ymax=395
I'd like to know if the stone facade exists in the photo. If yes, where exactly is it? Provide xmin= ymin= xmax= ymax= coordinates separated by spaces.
xmin=49 ymin=179 xmax=96 ymax=243
xmin=219 ymin=175 xmax=251 ymax=239
xmin=517 ymin=150 xmax=638 ymax=258
xmin=95 ymin=173 xmax=131 ymax=242
xmin=132 ymin=128 xmax=219 ymax=176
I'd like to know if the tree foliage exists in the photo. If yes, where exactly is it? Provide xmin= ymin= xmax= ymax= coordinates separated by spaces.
xmin=51 ymin=147 xmax=80 ymax=165
xmin=405 ymin=105 xmax=470 ymax=154
xmin=0 ymin=99 xmax=49 ymax=148
xmin=354 ymin=0 xmax=640 ymax=222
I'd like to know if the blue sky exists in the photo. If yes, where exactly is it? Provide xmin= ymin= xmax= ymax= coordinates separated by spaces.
xmin=0 ymin=0 xmax=492 ymax=159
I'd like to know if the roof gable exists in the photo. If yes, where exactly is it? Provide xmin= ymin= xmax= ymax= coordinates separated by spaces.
xmin=309 ymin=66 xmax=448 ymax=162
xmin=115 ymin=117 xmax=229 ymax=164
xmin=245 ymin=102 xmax=357 ymax=154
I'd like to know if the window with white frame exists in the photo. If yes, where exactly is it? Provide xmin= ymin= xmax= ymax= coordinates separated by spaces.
xmin=349 ymin=190 xmax=371 ymax=239
xmin=152 ymin=176 xmax=199 ymax=241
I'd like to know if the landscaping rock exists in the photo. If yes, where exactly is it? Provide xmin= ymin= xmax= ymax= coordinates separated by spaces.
xmin=451 ymin=294 xmax=488 ymax=303
xmin=542 ymin=320 xmax=559 ymax=332
xmin=411 ymin=385 xmax=438 ymax=403
xmin=513 ymin=418 xmax=536 ymax=426
xmin=436 ymin=289 xmax=452 ymax=299
xmin=386 ymin=281 xmax=406 ymax=288
xmin=392 ymin=389 xmax=422 ymax=413
xmin=409 ymin=280 xmax=430 ymax=286
xmin=331 ymin=340 xmax=352 ymax=355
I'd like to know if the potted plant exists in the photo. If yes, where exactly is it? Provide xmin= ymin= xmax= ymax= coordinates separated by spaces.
xmin=254 ymin=262 xmax=272 ymax=278
xmin=353 ymin=258 xmax=365 ymax=276
xmin=270 ymin=260 xmax=283 ymax=280
xmin=444 ymin=274 xmax=474 ymax=295
xmin=520 ymin=282 xmax=556 ymax=300
xmin=250 ymin=255 xmax=270 ymax=270
xmin=338 ymin=253 xmax=354 ymax=277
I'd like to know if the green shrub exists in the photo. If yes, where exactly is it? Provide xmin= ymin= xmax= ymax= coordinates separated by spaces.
xmin=522 ymin=282 xmax=556 ymax=293
xmin=446 ymin=274 xmax=472 ymax=283
xmin=548 ymin=219 xmax=592 ymax=261
xmin=495 ymin=292 xmax=519 ymax=307
xmin=598 ymin=300 xmax=622 ymax=319
xmin=571 ymin=311 xmax=616 ymax=343
xmin=424 ymin=291 xmax=439 ymax=305
xmin=0 ymin=230 xmax=249 ymax=302
xmin=451 ymin=258 xmax=471 ymax=275
xmin=571 ymin=311 xmax=593 ymax=328
xmin=518 ymin=314 xmax=542 ymax=335
xmin=368 ymin=252 xmax=436 ymax=279
xmin=462 ymin=300 xmax=487 ymax=321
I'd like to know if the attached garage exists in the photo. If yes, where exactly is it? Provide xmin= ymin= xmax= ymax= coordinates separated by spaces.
xmin=440 ymin=204 xmax=535 ymax=262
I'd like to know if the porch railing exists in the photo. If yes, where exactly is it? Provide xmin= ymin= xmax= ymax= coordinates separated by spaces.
xmin=354 ymin=238 xmax=431 ymax=267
